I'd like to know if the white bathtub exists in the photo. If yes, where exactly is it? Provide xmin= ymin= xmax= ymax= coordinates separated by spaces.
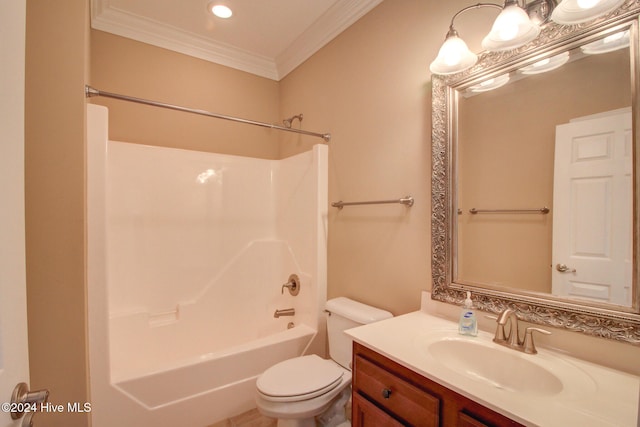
xmin=87 ymin=104 xmax=328 ymax=426
xmin=114 ymin=324 xmax=316 ymax=409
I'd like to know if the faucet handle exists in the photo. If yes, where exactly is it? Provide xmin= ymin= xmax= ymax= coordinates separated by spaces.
xmin=281 ymin=274 xmax=300 ymax=296
xmin=523 ymin=327 xmax=551 ymax=354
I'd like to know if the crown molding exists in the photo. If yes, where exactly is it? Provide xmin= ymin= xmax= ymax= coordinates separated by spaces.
xmin=91 ymin=0 xmax=383 ymax=81
xmin=276 ymin=0 xmax=384 ymax=78
xmin=91 ymin=1 xmax=277 ymax=80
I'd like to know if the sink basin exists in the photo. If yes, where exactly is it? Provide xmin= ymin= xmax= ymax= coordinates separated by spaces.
xmin=416 ymin=331 xmax=596 ymax=398
xmin=428 ymin=338 xmax=562 ymax=395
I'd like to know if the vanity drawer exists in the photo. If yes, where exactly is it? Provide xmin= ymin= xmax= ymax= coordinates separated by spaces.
xmin=353 ymin=354 xmax=439 ymax=426
xmin=352 ymin=393 xmax=405 ymax=427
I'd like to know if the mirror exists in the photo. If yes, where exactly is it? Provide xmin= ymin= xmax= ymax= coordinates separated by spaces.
xmin=431 ymin=1 xmax=640 ymax=343
xmin=457 ymin=36 xmax=631 ymax=302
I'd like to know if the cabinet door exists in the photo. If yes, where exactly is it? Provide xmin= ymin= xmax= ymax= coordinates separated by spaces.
xmin=352 ymin=393 xmax=405 ymax=427
xmin=458 ymin=411 xmax=491 ymax=427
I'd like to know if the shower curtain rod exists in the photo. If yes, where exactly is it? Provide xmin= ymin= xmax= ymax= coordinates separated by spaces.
xmin=85 ymin=85 xmax=331 ymax=142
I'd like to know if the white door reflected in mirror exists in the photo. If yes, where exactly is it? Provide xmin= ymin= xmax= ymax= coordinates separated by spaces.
xmin=552 ymin=109 xmax=632 ymax=306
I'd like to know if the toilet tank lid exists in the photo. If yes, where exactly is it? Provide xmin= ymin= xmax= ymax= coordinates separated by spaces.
xmin=325 ymin=297 xmax=393 ymax=324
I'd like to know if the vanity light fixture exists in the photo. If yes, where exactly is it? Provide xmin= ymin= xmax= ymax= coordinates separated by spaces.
xmin=581 ymin=29 xmax=630 ymax=53
xmin=467 ymin=74 xmax=511 ymax=91
xmin=429 ymin=26 xmax=479 ymax=75
xmin=518 ymin=51 xmax=570 ymax=73
xmin=209 ymin=3 xmax=233 ymax=19
xmin=481 ymin=0 xmax=541 ymax=51
xmin=551 ymin=0 xmax=626 ymax=24
xmin=430 ymin=1 xmax=552 ymax=75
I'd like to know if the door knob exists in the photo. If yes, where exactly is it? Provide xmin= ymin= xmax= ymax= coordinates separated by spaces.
xmin=10 ymin=382 xmax=49 ymax=420
xmin=556 ymin=263 xmax=576 ymax=273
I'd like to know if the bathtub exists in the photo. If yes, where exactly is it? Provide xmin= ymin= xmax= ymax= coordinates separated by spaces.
xmin=114 ymin=324 xmax=316 ymax=409
xmin=87 ymin=104 xmax=328 ymax=426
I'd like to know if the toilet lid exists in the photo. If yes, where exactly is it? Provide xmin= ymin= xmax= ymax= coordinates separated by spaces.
xmin=257 ymin=355 xmax=344 ymax=402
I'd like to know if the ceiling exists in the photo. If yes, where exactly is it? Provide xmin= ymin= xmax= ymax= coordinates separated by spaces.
xmin=91 ymin=0 xmax=384 ymax=81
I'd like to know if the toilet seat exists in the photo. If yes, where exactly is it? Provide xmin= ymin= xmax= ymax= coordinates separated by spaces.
xmin=256 ymin=355 xmax=344 ymax=402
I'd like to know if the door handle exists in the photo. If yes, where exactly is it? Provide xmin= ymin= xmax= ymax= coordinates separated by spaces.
xmin=10 ymin=382 xmax=49 ymax=421
xmin=556 ymin=263 xmax=576 ymax=273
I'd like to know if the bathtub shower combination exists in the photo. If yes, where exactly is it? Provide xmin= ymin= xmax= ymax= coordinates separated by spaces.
xmin=87 ymin=104 xmax=328 ymax=426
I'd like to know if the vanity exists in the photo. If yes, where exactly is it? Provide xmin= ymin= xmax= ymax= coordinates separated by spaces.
xmin=351 ymin=341 xmax=521 ymax=426
xmin=346 ymin=304 xmax=640 ymax=426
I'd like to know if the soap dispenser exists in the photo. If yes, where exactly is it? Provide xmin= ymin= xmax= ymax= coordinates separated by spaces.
xmin=458 ymin=291 xmax=478 ymax=336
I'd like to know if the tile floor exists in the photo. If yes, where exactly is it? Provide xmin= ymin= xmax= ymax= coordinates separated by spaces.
xmin=210 ymin=399 xmax=351 ymax=427
xmin=208 ymin=409 xmax=276 ymax=427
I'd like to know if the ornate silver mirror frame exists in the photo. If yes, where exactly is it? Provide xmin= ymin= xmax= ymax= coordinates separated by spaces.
xmin=431 ymin=0 xmax=640 ymax=344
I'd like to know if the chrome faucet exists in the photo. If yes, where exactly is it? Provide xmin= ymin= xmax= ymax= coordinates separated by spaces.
xmin=494 ymin=308 xmax=521 ymax=347
xmin=274 ymin=308 xmax=295 ymax=318
xmin=492 ymin=308 xmax=551 ymax=354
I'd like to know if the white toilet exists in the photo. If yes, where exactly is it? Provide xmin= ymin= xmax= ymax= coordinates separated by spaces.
xmin=255 ymin=297 xmax=393 ymax=427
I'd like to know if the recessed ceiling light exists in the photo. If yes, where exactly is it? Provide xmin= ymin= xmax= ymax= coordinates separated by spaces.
xmin=210 ymin=4 xmax=232 ymax=19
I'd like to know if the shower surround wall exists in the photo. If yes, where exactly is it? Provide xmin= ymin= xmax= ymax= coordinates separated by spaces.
xmin=87 ymin=104 xmax=328 ymax=426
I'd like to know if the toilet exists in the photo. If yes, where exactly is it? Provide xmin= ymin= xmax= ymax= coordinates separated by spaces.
xmin=255 ymin=297 xmax=393 ymax=427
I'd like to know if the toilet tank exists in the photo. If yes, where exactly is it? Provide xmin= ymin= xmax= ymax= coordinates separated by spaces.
xmin=325 ymin=297 xmax=393 ymax=369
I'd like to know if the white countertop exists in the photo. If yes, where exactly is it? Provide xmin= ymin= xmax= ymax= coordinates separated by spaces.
xmin=346 ymin=310 xmax=640 ymax=427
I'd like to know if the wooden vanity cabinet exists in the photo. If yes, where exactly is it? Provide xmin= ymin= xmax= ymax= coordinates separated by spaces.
xmin=352 ymin=342 xmax=524 ymax=427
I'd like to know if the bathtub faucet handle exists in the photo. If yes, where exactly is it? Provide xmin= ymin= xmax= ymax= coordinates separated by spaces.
xmin=281 ymin=274 xmax=300 ymax=296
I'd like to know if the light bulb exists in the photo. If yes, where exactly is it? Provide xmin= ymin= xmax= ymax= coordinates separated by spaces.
xmin=577 ymin=0 xmax=600 ymax=8
xmin=551 ymin=0 xmax=625 ymax=24
xmin=532 ymin=58 xmax=551 ymax=68
xmin=498 ymin=23 xmax=519 ymax=41
xmin=467 ymin=74 xmax=510 ymax=93
xmin=482 ymin=4 xmax=540 ymax=51
xmin=493 ymin=5 xmax=533 ymax=41
xmin=430 ymin=34 xmax=478 ymax=75
xmin=441 ymin=38 xmax=465 ymax=66
xmin=581 ymin=30 xmax=630 ymax=54
xmin=518 ymin=52 xmax=570 ymax=74
xmin=603 ymin=31 xmax=625 ymax=43
xmin=479 ymin=78 xmax=496 ymax=87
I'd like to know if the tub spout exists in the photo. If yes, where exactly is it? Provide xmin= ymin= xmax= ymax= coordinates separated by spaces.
xmin=274 ymin=308 xmax=295 ymax=318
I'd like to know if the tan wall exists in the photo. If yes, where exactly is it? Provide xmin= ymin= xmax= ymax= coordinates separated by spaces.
xmin=25 ymin=1 xmax=90 ymax=426
xmin=90 ymin=30 xmax=281 ymax=159
xmin=277 ymin=1 xmax=491 ymax=314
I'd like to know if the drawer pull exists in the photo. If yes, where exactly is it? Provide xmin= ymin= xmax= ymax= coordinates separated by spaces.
xmin=381 ymin=388 xmax=392 ymax=399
